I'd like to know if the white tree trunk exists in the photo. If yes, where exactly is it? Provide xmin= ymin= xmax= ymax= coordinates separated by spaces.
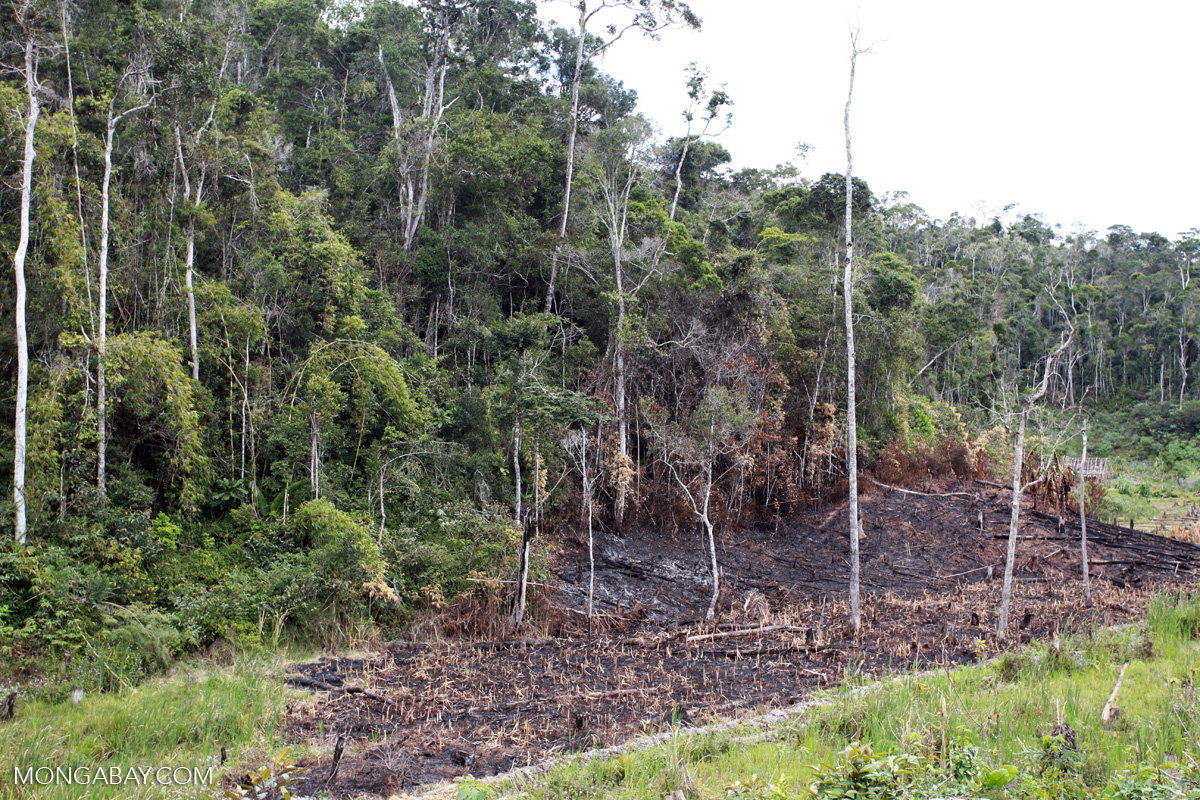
xmin=95 ymin=85 xmax=151 ymax=495
xmin=998 ymin=408 xmax=1028 ymax=637
xmin=1080 ymin=422 xmax=1092 ymax=606
xmin=703 ymin=462 xmax=719 ymax=620
xmin=176 ymin=128 xmax=200 ymax=381
xmin=13 ymin=28 xmax=39 ymax=545
xmin=543 ymin=1 xmax=589 ymax=313
xmin=843 ymin=34 xmax=861 ymax=634
xmin=586 ymin=470 xmax=595 ymax=639
xmin=997 ymin=330 xmax=1074 ymax=637
xmin=512 ymin=413 xmax=522 ymax=525
xmin=1179 ymin=328 xmax=1189 ymax=410
xmin=97 ymin=118 xmax=117 ymax=495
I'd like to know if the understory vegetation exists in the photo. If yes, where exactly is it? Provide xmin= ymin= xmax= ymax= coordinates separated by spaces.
xmin=515 ymin=588 xmax=1200 ymax=800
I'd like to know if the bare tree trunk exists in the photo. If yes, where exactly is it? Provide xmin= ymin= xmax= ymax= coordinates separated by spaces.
xmin=543 ymin=1 xmax=589 ymax=313
xmin=309 ymin=411 xmax=320 ymax=499
xmin=998 ymin=406 xmax=1028 ymax=637
xmin=510 ymin=522 xmax=532 ymax=633
xmin=843 ymin=33 xmax=861 ymax=634
xmin=564 ymin=429 xmax=596 ymax=640
xmin=175 ymin=127 xmax=200 ymax=380
xmin=13 ymin=18 xmax=39 ymax=545
xmin=512 ymin=413 xmax=522 ymax=525
xmin=1179 ymin=328 xmax=1189 ymax=410
xmin=703 ymin=462 xmax=719 ymax=619
xmin=509 ymin=412 xmax=528 ymax=632
xmin=997 ymin=330 xmax=1074 ymax=637
xmin=1080 ymin=421 xmax=1092 ymax=606
xmin=96 ymin=84 xmax=151 ymax=495
xmin=586 ymin=470 xmax=594 ymax=640
xmin=97 ymin=119 xmax=116 ymax=495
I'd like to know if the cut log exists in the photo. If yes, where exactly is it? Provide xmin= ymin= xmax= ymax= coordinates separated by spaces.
xmin=1101 ymin=662 xmax=1128 ymax=731
xmin=685 ymin=624 xmax=807 ymax=644
xmin=287 ymin=675 xmax=396 ymax=707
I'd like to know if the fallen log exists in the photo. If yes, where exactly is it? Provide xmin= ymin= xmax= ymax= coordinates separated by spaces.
xmin=287 ymin=675 xmax=397 ymax=707
xmin=685 ymin=624 xmax=808 ymax=644
xmin=466 ymin=685 xmax=668 ymax=714
xmin=867 ymin=475 xmax=978 ymax=499
xmin=1101 ymin=662 xmax=1128 ymax=731
xmin=702 ymin=644 xmax=827 ymax=659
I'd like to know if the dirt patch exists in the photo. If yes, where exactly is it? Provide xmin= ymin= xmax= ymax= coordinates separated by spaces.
xmin=280 ymin=483 xmax=1200 ymax=798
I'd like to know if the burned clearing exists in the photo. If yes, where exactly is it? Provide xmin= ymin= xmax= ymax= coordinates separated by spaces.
xmin=281 ymin=483 xmax=1200 ymax=797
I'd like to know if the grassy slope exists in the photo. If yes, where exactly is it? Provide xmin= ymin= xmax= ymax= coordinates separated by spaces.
xmin=0 ymin=654 xmax=302 ymax=800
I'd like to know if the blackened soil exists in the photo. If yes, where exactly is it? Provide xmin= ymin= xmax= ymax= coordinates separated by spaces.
xmin=282 ymin=481 xmax=1200 ymax=798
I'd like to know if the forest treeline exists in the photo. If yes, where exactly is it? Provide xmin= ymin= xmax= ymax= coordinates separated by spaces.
xmin=2 ymin=0 xmax=1198 ymax=671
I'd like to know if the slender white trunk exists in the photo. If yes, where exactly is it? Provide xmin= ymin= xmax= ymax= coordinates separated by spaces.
xmin=998 ymin=330 xmax=1073 ymax=637
xmin=97 ymin=118 xmax=116 ymax=495
xmin=176 ymin=128 xmax=200 ymax=380
xmin=13 ymin=30 xmax=39 ymax=545
xmin=512 ymin=413 xmax=522 ymax=525
xmin=379 ymin=469 xmax=386 ymax=538
xmin=1080 ymin=422 xmax=1092 ymax=606
xmin=998 ymin=408 xmax=1028 ymax=637
xmin=586 ymin=470 xmax=595 ymax=639
xmin=95 ymin=84 xmax=151 ymax=495
xmin=1179 ymin=329 xmax=1189 ymax=410
xmin=669 ymin=134 xmax=691 ymax=225
xmin=614 ymin=268 xmax=630 ymax=524
xmin=703 ymin=462 xmax=719 ymax=619
xmin=309 ymin=412 xmax=320 ymax=499
xmin=843 ymin=35 xmax=861 ymax=634
xmin=544 ymin=1 xmax=589 ymax=313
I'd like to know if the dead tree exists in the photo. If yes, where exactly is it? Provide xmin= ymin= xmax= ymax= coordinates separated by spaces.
xmin=843 ymin=30 xmax=868 ymax=633
xmin=997 ymin=327 xmax=1075 ymax=638
xmin=562 ymin=428 xmax=599 ymax=640
xmin=1079 ymin=420 xmax=1092 ymax=606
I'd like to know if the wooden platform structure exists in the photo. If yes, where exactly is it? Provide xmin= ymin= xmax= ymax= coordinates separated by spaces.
xmin=1062 ymin=456 xmax=1111 ymax=482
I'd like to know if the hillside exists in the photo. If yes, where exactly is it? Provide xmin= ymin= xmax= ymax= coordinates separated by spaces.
xmin=280 ymin=482 xmax=1200 ymax=795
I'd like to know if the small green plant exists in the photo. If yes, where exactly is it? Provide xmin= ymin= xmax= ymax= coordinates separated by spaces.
xmin=805 ymin=742 xmax=918 ymax=799
xmin=224 ymin=746 xmax=306 ymax=800
xmin=726 ymin=773 xmax=792 ymax=800
xmin=456 ymin=777 xmax=496 ymax=800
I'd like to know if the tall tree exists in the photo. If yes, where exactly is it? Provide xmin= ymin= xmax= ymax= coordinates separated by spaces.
xmin=10 ymin=0 xmax=40 ymax=545
xmin=96 ymin=62 xmax=154 ymax=495
xmin=582 ymin=116 xmax=664 ymax=524
xmin=1079 ymin=420 xmax=1092 ymax=607
xmin=666 ymin=62 xmax=730 ymax=225
xmin=843 ymin=31 xmax=865 ymax=634
xmin=542 ymin=0 xmax=699 ymax=313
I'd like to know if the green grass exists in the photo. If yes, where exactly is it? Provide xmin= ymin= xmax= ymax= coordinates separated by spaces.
xmin=0 ymin=652 xmax=302 ymax=800
xmin=510 ymin=590 xmax=1200 ymax=800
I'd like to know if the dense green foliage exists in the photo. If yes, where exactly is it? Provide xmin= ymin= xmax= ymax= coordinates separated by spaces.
xmin=1 ymin=0 xmax=1197 ymax=669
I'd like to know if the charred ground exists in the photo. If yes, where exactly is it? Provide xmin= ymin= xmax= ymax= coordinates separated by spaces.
xmin=280 ymin=481 xmax=1200 ymax=797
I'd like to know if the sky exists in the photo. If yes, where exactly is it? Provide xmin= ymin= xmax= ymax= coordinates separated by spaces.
xmin=537 ymin=0 xmax=1200 ymax=240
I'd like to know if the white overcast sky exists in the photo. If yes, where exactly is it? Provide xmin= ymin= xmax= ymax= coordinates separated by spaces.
xmin=537 ymin=0 xmax=1200 ymax=239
